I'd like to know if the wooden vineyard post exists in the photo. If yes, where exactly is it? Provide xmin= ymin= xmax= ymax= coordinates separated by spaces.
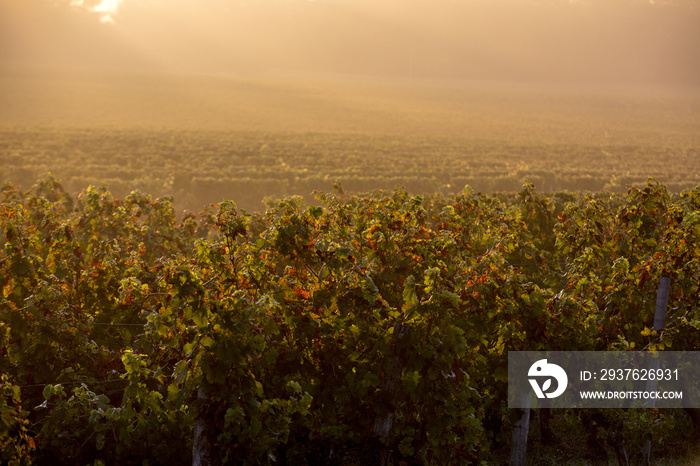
xmin=367 ymin=323 xmax=406 ymax=466
xmin=192 ymin=388 xmax=213 ymax=466
xmin=652 ymin=277 xmax=671 ymax=334
xmin=639 ymin=277 xmax=671 ymax=466
xmin=510 ymin=387 xmax=531 ymax=466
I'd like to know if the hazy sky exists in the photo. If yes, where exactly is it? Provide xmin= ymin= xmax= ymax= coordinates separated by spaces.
xmin=2 ymin=0 xmax=699 ymax=85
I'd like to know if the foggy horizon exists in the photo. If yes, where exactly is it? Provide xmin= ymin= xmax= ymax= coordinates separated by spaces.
xmin=2 ymin=0 xmax=700 ymax=88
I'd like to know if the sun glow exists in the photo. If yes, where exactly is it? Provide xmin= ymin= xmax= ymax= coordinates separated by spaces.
xmin=71 ymin=0 xmax=129 ymax=23
xmin=92 ymin=0 xmax=123 ymax=23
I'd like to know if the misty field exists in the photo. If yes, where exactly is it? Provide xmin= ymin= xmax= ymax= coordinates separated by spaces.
xmin=1 ymin=65 xmax=699 ymax=211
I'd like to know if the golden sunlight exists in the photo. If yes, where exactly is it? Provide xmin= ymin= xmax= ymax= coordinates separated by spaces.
xmin=92 ymin=0 xmax=124 ymax=23
xmin=72 ymin=0 xmax=128 ymax=23
xmin=2 ymin=0 xmax=699 ymax=85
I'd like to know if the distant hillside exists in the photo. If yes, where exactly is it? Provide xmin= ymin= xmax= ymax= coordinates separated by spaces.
xmin=0 ymin=65 xmax=698 ymax=211
xmin=2 ymin=65 xmax=698 ymax=139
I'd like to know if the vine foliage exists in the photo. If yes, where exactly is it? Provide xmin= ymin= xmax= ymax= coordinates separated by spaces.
xmin=2 ymin=177 xmax=700 ymax=464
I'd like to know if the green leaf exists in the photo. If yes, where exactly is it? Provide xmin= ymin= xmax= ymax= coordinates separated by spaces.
xmin=43 ymin=384 xmax=64 ymax=401
xmin=403 ymin=275 xmax=418 ymax=309
xmin=250 ymin=416 xmax=262 ymax=436
xmin=200 ymin=335 xmax=215 ymax=348
xmin=362 ymin=372 xmax=380 ymax=388
xmin=167 ymin=383 xmax=180 ymax=401
xmin=437 ymin=290 xmax=460 ymax=309
xmin=192 ymin=311 xmax=208 ymax=329
xmin=361 ymin=276 xmax=379 ymax=303
xmin=96 ymin=433 xmax=106 ymax=451
xmin=286 ymin=381 xmax=302 ymax=393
